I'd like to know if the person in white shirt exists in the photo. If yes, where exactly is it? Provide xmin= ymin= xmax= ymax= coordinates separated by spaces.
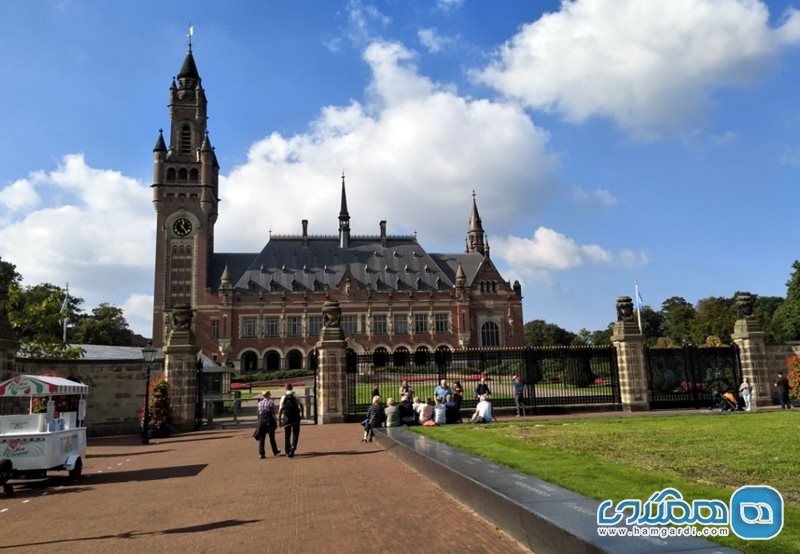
xmin=433 ymin=396 xmax=447 ymax=425
xmin=470 ymin=395 xmax=496 ymax=423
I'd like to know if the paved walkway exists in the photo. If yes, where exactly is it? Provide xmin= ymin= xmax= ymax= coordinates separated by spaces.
xmin=0 ymin=424 xmax=529 ymax=554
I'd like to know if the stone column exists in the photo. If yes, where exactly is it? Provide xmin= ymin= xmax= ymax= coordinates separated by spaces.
xmin=163 ymin=304 xmax=199 ymax=432
xmin=611 ymin=296 xmax=650 ymax=411
xmin=731 ymin=293 xmax=771 ymax=408
xmin=315 ymin=300 xmax=347 ymax=424
xmin=0 ymin=287 xmax=18 ymax=379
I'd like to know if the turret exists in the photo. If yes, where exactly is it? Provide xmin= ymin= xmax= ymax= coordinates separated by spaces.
xmin=466 ymin=191 xmax=486 ymax=256
xmin=338 ymin=173 xmax=351 ymax=249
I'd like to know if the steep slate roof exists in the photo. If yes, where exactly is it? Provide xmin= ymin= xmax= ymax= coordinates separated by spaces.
xmin=209 ymin=235 xmax=488 ymax=294
xmin=177 ymin=50 xmax=200 ymax=81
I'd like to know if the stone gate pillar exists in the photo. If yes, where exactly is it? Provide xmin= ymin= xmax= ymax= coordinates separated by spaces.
xmin=611 ymin=296 xmax=650 ymax=411
xmin=0 ymin=288 xmax=18 ymax=378
xmin=731 ymin=293 xmax=771 ymax=408
xmin=316 ymin=300 xmax=347 ymax=424
xmin=163 ymin=304 xmax=199 ymax=432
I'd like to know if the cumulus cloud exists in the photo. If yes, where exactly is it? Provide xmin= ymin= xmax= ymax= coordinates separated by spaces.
xmin=0 ymin=178 xmax=40 ymax=212
xmin=418 ymin=28 xmax=453 ymax=53
xmin=437 ymin=0 xmax=464 ymax=14
xmin=494 ymin=226 xmax=647 ymax=278
xmin=122 ymin=293 xmax=155 ymax=338
xmin=476 ymin=0 xmax=800 ymax=139
xmin=0 ymin=154 xmax=154 ymax=334
xmin=216 ymin=41 xmax=560 ymax=254
xmin=571 ymin=186 xmax=617 ymax=207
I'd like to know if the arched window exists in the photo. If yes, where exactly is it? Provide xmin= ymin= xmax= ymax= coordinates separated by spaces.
xmin=481 ymin=321 xmax=500 ymax=347
xmin=373 ymin=347 xmax=388 ymax=368
xmin=180 ymin=124 xmax=192 ymax=154
xmin=265 ymin=350 xmax=281 ymax=371
xmin=414 ymin=346 xmax=430 ymax=367
xmin=178 ymin=168 xmax=188 ymax=183
xmin=393 ymin=347 xmax=409 ymax=368
xmin=241 ymin=351 xmax=258 ymax=372
xmin=189 ymin=168 xmax=199 ymax=183
xmin=166 ymin=168 xmax=176 ymax=182
xmin=287 ymin=350 xmax=303 ymax=370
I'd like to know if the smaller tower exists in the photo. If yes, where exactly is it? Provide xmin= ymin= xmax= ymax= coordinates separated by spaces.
xmin=338 ymin=173 xmax=351 ymax=248
xmin=466 ymin=191 xmax=486 ymax=256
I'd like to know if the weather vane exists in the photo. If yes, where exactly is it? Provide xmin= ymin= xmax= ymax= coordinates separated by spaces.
xmin=187 ymin=24 xmax=194 ymax=51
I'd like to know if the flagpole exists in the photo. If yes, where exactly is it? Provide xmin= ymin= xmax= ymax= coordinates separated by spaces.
xmin=62 ymin=283 xmax=69 ymax=343
xmin=635 ymin=281 xmax=643 ymax=334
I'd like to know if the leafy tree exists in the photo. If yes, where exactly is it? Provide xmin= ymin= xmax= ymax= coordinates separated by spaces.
xmin=0 ymin=257 xmax=21 ymax=291
xmin=661 ymin=296 xmax=696 ymax=345
xmin=778 ymin=261 xmax=800 ymax=341
xmin=72 ymin=303 xmax=134 ymax=346
xmin=751 ymin=294 xmax=784 ymax=344
xmin=640 ymin=306 xmax=664 ymax=346
xmin=524 ymin=320 xmax=576 ymax=347
xmin=589 ymin=324 xmax=614 ymax=346
xmin=571 ymin=328 xmax=592 ymax=346
xmin=691 ymin=297 xmax=736 ymax=345
xmin=7 ymin=283 xmax=84 ymax=358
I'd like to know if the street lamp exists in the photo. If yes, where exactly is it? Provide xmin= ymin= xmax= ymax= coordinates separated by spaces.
xmin=141 ymin=341 xmax=158 ymax=444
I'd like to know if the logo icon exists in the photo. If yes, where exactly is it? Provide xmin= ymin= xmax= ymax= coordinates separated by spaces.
xmin=730 ymin=486 xmax=783 ymax=540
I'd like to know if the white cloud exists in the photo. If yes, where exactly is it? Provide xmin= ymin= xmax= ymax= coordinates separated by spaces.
xmin=494 ymin=226 xmax=648 ymax=278
xmin=476 ymin=0 xmax=800 ymax=139
xmin=122 ymin=293 xmax=155 ymax=337
xmin=0 ymin=178 xmax=40 ymax=212
xmin=217 ymin=41 xmax=560 ymax=254
xmin=436 ymin=0 xmax=464 ymax=14
xmin=418 ymin=28 xmax=453 ymax=53
xmin=344 ymin=0 xmax=392 ymax=45
xmin=572 ymin=186 xmax=617 ymax=206
xmin=0 ymin=154 xmax=154 ymax=334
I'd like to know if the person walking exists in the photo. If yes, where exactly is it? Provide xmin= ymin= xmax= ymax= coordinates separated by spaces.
xmin=513 ymin=375 xmax=526 ymax=417
xmin=738 ymin=378 xmax=753 ymax=412
xmin=775 ymin=373 xmax=792 ymax=409
xmin=278 ymin=383 xmax=304 ymax=458
xmin=256 ymin=391 xmax=280 ymax=458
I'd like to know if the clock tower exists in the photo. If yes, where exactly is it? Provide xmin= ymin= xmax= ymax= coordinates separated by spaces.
xmin=151 ymin=44 xmax=219 ymax=346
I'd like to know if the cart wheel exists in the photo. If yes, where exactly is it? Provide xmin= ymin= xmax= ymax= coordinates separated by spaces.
xmin=68 ymin=457 xmax=82 ymax=480
xmin=3 ymin=484 xmax=12 ymax=497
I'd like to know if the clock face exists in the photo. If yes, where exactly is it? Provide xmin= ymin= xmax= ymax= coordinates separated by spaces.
xmin=172 ymin=217 xmax=193 ymax=237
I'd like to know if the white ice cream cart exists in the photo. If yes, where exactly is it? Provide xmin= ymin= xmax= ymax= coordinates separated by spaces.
xmin=0 ymin=374 xmax=87 ymax=496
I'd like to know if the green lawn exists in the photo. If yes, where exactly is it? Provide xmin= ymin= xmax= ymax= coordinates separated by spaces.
xmin=413 ymin=411 xmax=800 ymax=553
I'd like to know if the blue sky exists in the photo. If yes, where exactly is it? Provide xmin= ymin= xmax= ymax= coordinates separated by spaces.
xmin=1 ymin=0 xmax=800 ymax=337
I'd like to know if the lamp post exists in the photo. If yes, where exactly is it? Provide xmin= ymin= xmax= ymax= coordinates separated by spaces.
xmin=195 ymin=356 xmax=204 ymax=430
xmin=141 ymin=341 xmax=157 ymax=444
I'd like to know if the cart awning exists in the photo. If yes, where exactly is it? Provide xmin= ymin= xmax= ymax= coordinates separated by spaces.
xmin=0 ymin=375 xmax=88 ymax=397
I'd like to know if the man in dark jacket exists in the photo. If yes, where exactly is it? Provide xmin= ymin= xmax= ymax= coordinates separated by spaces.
xmin=775 ymin=373 xmax=792 ymax=409
xmin=279 ymin=384 xmax=304 ymax=457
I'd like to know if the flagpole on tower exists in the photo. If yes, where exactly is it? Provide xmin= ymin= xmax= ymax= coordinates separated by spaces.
xmin=634 ymin=281 xmax=643 ymax=335
xmin=187 ymin=24 xmax=194 ymax=51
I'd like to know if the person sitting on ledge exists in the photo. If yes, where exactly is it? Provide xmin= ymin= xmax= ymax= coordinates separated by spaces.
xmin=398 ymin=395 xmax=416 ymax=426
xmin=470 ymin=395 xmax=497 ymax=424
xmin=385 ymin=398 xmax=400 ymax=428
xmin=419 ymin=397 xmax=435 ymax=426
xmin=444 ymin=394 xmax=459 ymax=424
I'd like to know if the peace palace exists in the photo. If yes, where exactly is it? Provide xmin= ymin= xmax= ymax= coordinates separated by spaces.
xmin=151 ymin=45 xmax=525 ymax=372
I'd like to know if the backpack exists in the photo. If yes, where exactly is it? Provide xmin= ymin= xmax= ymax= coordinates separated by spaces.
xmin=282 ymin=394 xmax=301 ymax=422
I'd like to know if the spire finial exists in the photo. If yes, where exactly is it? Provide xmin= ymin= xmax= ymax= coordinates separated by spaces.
xmin=472 ymin=189 xmax=476 ymax=201
xmin=187 ymin=24 xmax=194 ymax=52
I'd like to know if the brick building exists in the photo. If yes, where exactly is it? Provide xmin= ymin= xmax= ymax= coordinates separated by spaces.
xmin=151 ymin=45 xmax=525 ymax=371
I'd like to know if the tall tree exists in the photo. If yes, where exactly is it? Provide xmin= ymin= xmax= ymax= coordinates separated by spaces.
xmin=777 ymin=261 xmax=800 ymax=341
xmin=7 ymin=283 xmax=83 ymax=358
xmin=0 ymin=257 xmax=21 ymax=290
xmin=691 ymin=297 xmax=736 ymax=344
xmin=661 ymin=296 xmax=696 ymax=345
xmin=640 ymin=306 xmax=664 ymax=346
xmin=524 ymin=320 xmax=576 ymax=346
xmin=72 ymin=303 xmax=134 ymax=346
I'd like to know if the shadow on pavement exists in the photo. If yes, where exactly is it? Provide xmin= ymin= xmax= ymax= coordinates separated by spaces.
xmin=83 ymin=464 xmax=207 ymax=485
xmin=151 ymin=435 xmax=236 ymax=444
xmin=87 ymin=449 xmax=173 ymax=458
xmin=0 ymin=519 xmax=261 ymax=549
xmin=298 ymin=449 xmax=381 ymax=458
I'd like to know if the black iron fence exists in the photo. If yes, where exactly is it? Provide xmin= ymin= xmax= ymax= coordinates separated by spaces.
xmin=646 ymin=345 xmax=741 ymax=409
xmin=345 ymin=346 xmax=621 ymax=418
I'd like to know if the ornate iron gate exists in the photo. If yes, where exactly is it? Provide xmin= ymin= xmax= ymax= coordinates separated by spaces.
xmin=646 ymin=345 xmax=741 ymax=409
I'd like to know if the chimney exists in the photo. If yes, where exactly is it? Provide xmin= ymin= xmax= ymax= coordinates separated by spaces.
xmin=302 ymin=219 xmax=308 ymax=246
xmin=380 ymin=220 xmax=387 ymax=247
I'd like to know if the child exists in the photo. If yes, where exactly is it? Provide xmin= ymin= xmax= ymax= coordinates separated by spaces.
xmin=362 ymin=395 xmax=385 ymax=442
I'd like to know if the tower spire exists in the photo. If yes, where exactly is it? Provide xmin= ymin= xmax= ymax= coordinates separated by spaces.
xmin=338 ymin=173 xmax=351 ymax=248
xmin=467 ymin=191 xmax=486 ymax=255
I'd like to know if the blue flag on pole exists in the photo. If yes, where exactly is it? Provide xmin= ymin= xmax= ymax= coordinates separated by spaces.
xmin=635 ymin=284 xmax=644 ymax=311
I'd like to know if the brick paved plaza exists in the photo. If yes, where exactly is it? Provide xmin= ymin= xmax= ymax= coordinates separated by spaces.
xmin=0 ymin=424 xmax=529 ymax=553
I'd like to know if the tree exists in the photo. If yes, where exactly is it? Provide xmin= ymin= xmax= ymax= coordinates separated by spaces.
xmin=72 ymin=303 xmax=134 ymax=345
xmin=640 ymin=306 xmax=664 ymax=346
xmin=0 ymin=257 xmax=21 ymax=291
xmin=7 ymin=283 xmax=83 ymax=358
xmin=778 ymin=261 xmax=800 ymax=341
xmin=571 ymin=328 xmax=592 ymax=346
xmin=589 ymin=324 xmax=614 ymax=346
xmin=691 ymin=297 xmax=736 ymax=345
xmin=749 ymin=293 xmax=784 ymax=344
xmin=661 ymin=296 xmax=696 ymax=345
xmin=524 ymin=320 xmax=576 ymax=347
